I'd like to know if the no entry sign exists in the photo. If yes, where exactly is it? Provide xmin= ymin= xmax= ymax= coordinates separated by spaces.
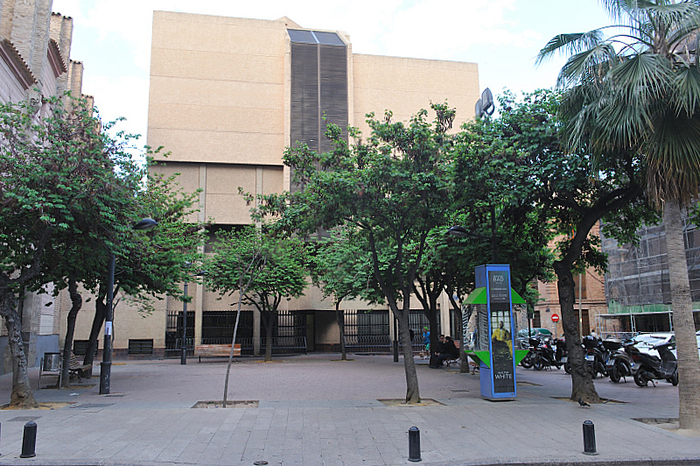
xmin=551 ymin=313 xmax=560 ymax=323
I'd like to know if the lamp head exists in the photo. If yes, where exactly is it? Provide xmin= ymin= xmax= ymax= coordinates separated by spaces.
xmin=132 ymin=218 xmax=158 ymax=231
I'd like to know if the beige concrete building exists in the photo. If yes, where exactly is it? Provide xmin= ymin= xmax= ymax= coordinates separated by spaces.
xmin=0 ymin=0 xmax=87 ymax=375
xmin=101 ymin=11 xmax=481 ymax=358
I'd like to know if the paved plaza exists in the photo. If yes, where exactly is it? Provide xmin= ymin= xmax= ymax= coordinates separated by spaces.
xmin=0 ymin=353 xmax=699 ymax=466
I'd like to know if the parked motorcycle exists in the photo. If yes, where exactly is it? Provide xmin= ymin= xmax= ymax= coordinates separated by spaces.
xmin=533 ymin=337 xmax=564 ymax=371
xmin=520 ymin=337 xmax=540 ymax=369
xmin=604 ymin=339 xmax=632 ymax=383
xmin=627 ymin=342 xmax=678 ymax=387
xmin=583 ymin=336 xmax=609 ymax=378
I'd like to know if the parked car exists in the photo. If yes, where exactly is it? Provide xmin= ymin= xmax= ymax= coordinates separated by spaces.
xmin=630 ymin=331 xmax=700 ymax=360
xmin=516 ymin=328 xmax=553 ymax=349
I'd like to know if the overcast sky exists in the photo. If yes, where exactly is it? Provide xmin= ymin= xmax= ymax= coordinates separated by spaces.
xmin=50 ymin=0 xmax=611 ymax=146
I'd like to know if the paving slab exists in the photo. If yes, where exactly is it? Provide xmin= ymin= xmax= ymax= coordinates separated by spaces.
xmin=0 ymin=354 xmax=698 ymax=465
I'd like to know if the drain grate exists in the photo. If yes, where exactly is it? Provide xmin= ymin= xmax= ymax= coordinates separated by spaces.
xmin=71 ymin=403 xmax=114 ymax=409
xmin=193 ymin=400 xmax=259 ymax=408
xmin=7 ymin=416 xmax=40 ymax=422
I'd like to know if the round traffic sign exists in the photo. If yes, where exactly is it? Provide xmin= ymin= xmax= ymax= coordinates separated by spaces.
xmin=551 ymin=313 xmax=560 ymax=323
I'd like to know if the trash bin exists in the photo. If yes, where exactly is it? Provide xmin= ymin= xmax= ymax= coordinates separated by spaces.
xmin=42 ymin=352 xmax=61 ymax=371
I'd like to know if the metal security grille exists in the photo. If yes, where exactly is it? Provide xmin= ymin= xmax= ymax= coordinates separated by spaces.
xmin=201 ymin=310 xmax=254 ymax=354
xmin=165 ymin=310 xmax=194 ymax=358
xmin=263 ymin=309 xmax=308 ymax=354
xmin=344 ymin=310 xmax=390 ymax=353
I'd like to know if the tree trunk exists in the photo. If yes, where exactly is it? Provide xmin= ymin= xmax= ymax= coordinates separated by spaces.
xmin=553 ymin=260 xmax=599 ymax=403
xmin=335 ymin=303 xmax=347 ymax=361
xmin=397 ymin=307 xmax=420 ymax=403
xmin=0 ymin=291 xmax=38 ymax=408
xmin=663 ymin=201 xmax=700 ymax=431
xmin=263 ymin=311 xmax=274 ymax=362
xmin=83 ymin=298 xmax=107 ymax=371
xmin=61 ymin=276 xmax=82 ymax=388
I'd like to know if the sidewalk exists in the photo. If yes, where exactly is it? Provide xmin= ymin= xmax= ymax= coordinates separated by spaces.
xmin=0 ymin=353 xmax=698 ymax=466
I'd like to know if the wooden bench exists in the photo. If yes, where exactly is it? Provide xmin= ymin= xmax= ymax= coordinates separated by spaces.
xmin=68 ymin=353 xmax=91 ymax=381
xmin=195 ymin=344 xmax=241 ymax=362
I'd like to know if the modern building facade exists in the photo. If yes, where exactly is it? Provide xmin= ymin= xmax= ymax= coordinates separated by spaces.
xmin=90 ymin=11 xmax=481 ymax=358
xmin=0 ymin=0 xmax=87 ymax=375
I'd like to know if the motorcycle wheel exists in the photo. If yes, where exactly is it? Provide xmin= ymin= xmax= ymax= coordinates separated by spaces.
xmin=634 ymin=370 xmax=649 ymax=387
xmin=564 ymin=362 xmax=572 ymax=374
xmin=520 ymin=353 xmax=534 ymax=369
xmin=668 ymin=373 xmax=679 ymax=386
xmin=533 ymin=355 xmax=545 ymax=371
xmin=609 ymin=366 xmax=621 ymax=383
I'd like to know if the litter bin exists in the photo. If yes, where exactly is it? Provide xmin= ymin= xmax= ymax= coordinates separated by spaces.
xmin=42 ymin=352 xmax=61 ymax=371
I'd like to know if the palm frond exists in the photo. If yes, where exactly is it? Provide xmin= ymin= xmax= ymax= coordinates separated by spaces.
xmin=556 ymin=44 xmax=618 ymax=87
xmin=536 ymin=30 xmax=604 ymax=66
xmin=672 ymin=64 xmax=700 ymax=115
xmin=646 ymin=111 xmax=700 ymax=206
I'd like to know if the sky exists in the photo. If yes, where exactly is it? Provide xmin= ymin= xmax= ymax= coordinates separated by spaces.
xmin=50 ymin=0 xmax=612 ymax=146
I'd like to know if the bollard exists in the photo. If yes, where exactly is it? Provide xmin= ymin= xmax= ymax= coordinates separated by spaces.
xmin=582 ymin=420 xmax=597 ymax=455
xmin=408 ymin=426 xmax=421 ymax=462
xmin=19 ymin=421 xmax=37 ymax=458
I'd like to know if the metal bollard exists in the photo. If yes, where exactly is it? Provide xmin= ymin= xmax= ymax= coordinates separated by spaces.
xmin=582 ymin=420 xmax=597 ymax=455
xmin=408 ymin=426 xmax=421 ymax=462
xmin=19 ymin=421 xmax=37 ymax=458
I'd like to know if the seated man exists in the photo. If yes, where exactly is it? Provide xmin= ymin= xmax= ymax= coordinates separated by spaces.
xmin=431 ymin=335 xmax=460 ymax=368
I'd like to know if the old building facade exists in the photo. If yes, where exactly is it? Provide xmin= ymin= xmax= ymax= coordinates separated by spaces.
xmin=0 ymin=0 xmax=87 ymax=374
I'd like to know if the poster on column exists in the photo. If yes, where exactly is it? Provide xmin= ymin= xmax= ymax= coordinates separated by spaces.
xmin=488 ymin=270 xmax=515 ymax=393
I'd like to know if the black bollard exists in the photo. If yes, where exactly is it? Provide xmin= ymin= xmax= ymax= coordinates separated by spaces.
xmin=582 ymin=420 xmax=597 ymax=455
xmin=408 ymin=426 xmax=421 ymax=462
xmin=20 ymin=421 xmax=37 ymax=458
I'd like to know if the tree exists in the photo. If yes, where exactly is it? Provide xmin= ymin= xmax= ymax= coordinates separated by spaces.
xmin=0 ymin=96 xmax=142 ymax=406
xmin=205 ymin=227 xmax=308 ymax=362
xmin=538 ymin=0 xmax=700 ymax=427
xmin=78 ymin=167 xmax=206 ymax=372
xmin=278 ymin=104 xmax=457 ymax=403
xmin=308 ymin=228 xmax=378 ymax=361
xmin=456 ymin=89 xmax=652 ymax=402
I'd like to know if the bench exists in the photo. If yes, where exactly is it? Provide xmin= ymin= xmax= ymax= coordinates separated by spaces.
xmin=68 ymin=353 xmax=91 ymax=381
xmin=196 ymin=344 xmax=241 ymax=362
xmin=445 ymin=356 xmax=461 ymax=368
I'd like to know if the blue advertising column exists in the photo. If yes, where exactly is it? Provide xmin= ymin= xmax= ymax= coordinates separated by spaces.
xmin=473 ymin=264 xmax=517 ymax=400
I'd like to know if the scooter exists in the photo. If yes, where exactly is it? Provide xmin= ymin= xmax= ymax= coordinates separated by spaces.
xmin=533 ymin=337 xmax=564 ymax=371
xmin=583 ymin=336 xmax=609 ymax=378
xmin=519 ymin=337 xmax=540 ymax=369
xmin=627 ymin=342 xmax=678 ymax=387
xmin=604 ymin=339 xmax=632 ymax=383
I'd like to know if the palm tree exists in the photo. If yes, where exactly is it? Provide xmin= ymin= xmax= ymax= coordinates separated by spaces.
xmin=538 ymin=0 xmax=700 ymax=430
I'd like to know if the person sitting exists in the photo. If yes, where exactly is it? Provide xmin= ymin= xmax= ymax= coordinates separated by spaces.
xmin=431 ymin=335 xmax=459 ymax=368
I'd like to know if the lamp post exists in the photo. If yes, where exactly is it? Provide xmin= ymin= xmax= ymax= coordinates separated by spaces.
xmin=100 ymin=217 xmax=158 ymax=395
xmin=181 ymin=279 xmax=189 ymax=365
xmin=181 ymin=268 xmax=205 ymax=365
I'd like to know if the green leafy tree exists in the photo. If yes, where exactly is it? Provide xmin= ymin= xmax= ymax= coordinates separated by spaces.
xmin=457 ymin=89 xmax=653 ymax=402
xmin=0 ymin=96 xmax=143 ymax=407
xmin=538 ymin=1 xmax=700 ymax=424
xmin=309 ymin=227 xmax=379 ymax=361
xmin=205 ymin=227 xmax=308 ymax=362
xmin=278 ymin=104 xmax=457 ymax=403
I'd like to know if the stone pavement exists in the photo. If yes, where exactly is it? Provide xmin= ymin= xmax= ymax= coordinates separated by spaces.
xmin=0 ymin=353 xmax=699 ymax=466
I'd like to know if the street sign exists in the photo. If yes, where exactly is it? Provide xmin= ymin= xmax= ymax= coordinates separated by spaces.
xmin=551 ymin=313 xmax=560 ymax=323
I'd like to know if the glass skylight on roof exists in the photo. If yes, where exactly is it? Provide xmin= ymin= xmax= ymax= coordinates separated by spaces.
xmin=288 ymin=29 xmax=345 ymax=46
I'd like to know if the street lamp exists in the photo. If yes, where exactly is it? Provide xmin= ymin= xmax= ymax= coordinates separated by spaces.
xmin=100 ymin=217 xmax=158 ymax=395
xmin=181 ymin=269 xmax=205 ymax=365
